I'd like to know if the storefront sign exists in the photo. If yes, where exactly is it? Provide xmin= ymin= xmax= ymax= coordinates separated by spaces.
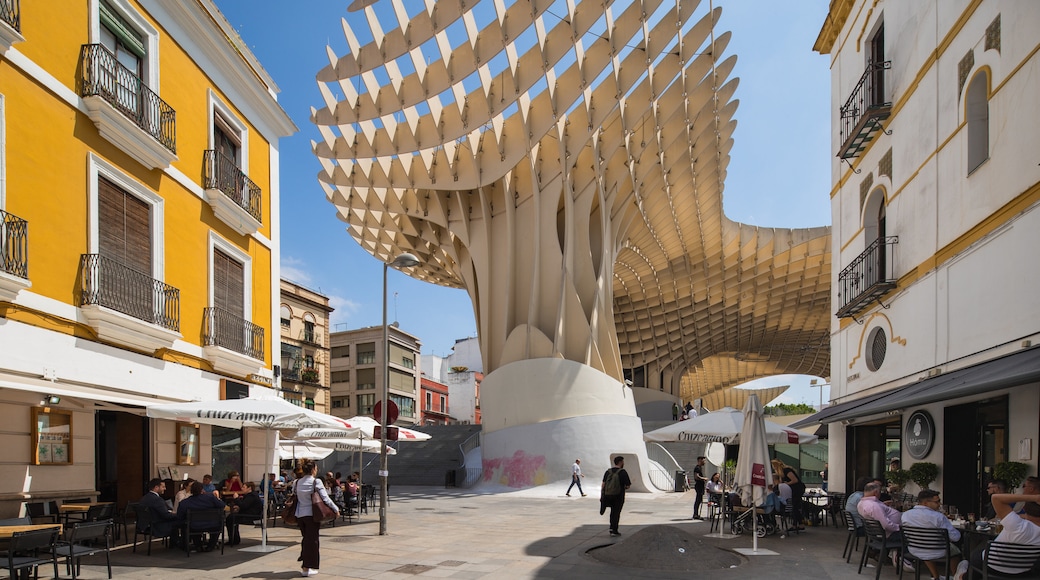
xmin=905 ymin=410 xmax=935 ymax=459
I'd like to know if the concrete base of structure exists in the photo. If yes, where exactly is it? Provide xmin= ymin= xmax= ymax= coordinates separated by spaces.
xmin=479 ymin=358 xmax=655 ymax=491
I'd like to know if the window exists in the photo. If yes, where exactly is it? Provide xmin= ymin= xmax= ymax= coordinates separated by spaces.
xmin=439 ymin=396 xmax=445 ymax=413
xmin=209 ymin=91 xmax=248 ymax=171
xmin=390 ymin=368 xmax=414 ymax=392
xmin=357 ymin=393 xmax=375 ymax=415
xmin=331 ymin=371 xmax=350 ymax=383
xmin=389 ymin=343 xmax=415 ymax=368
xmin=425 ymin=391 xmax=432 ymax=410
xmin=99 ymin=0 xmax=145 ymax=114
xmin=303 ymin=314 xmax=315 ymax=343
xmin=208 ymin=231 xmax=252 ymax=319
xmin=866 ymin=326 xmax=888 ymax=372
xmin=280 ymin=305 xmax=291 ymax=328
xmin=304 ymin=398 xmax=315 ymax=410
xmin=304 ymin=354 xmax=314 ymax=369
xmin=99 ymin=175 xmax=151 ymax=274
xmin=331 ymin=398 xmax=346 ymax=409
xmin=331 ymin=346 xmax=350 ymax=358
xmin=357 ymin=343 xmax=375 ymax=364
xmin=281 ymin=343 xmax=302 ymax=380
xmin=32 ymin=408 xmax=73 ymax=464
xmin=966 ymin=71 xmax=989 ymax=174
xmin=868 ymin=20 xmax=885 ymax=106
xmin=357 ymin=368 xmax=375 ymax=390
xmin=390 ymin=394 xmax=414 ymax=417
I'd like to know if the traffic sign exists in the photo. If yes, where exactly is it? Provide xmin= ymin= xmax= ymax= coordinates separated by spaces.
xmin=373 ymin=399 xmax=399 ymax=425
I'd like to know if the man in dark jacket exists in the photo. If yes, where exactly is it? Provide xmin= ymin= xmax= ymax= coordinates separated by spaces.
xmin=600 ymin=456 xmax=633 ymax=536
xmin=177 ymin=481 xmax=226 ymax=551
xmin=139 ymin=478 xmax=183 ymax=545
xmin=226 ymin=482 xmax=263 ymax=545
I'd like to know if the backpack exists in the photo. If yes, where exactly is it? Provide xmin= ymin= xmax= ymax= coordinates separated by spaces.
xmin=603 ymin=469 xmax=622 ymax=496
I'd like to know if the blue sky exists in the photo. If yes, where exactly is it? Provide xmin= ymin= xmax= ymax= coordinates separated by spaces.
xmin=214 ymin=0 xmax=832 ymax=407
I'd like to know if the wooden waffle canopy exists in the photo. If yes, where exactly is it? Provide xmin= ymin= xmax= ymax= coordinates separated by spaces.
xmin=312 ymin=0 xmax=830 ymax=403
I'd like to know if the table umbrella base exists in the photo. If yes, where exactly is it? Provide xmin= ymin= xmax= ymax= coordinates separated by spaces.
xmin=702 ymin=532 xmax=740 ymax=540
xmin=734 ymin=548 xmax=778 ymax=556
xmin=239 ymin=544 xmax=287 ymax=553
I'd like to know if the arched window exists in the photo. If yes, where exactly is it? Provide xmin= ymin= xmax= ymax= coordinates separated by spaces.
xmin=302 ymin=313 xmax=316 ymax=343
xmin=966 ymin=72 xmax=989 ymax=174
xmin=279 ymin=305 xmax=291 ymax=327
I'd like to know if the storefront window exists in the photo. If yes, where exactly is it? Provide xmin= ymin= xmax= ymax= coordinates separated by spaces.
xmin=32 ymin=407 xmax=72 ymax=464
xmin=211 ymin=426 xmax=241 ymax=484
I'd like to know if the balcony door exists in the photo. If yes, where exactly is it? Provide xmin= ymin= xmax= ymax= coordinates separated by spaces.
xmin=213 ymin=248 xmax=245 ymax=351
xmin=98 ymin=176 xmax=153 ymax=319
xmin=869 ymin=22 xmax=885 ymax=106
xmin=99 ymin=1 xmax=145 ymax=118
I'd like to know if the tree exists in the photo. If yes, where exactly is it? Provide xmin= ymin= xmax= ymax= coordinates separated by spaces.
xmin=763 ymin=403 xmax=817 ymax=416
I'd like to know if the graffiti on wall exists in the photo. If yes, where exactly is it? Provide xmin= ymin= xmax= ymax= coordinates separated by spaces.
xmin=483 ymin=450 xmax=547 ymax=487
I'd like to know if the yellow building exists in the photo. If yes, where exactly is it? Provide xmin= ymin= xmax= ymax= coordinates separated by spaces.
xmin=279 ymin=278 xmax=333 ymax=413
xmin=0 ymin=0 xmax=294 ymax=516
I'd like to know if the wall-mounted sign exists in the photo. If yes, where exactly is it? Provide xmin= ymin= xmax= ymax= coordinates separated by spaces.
xmin=220 ymin=379 xmax=250 ymax=400
xmin=905 ymin=410 xmax=935 ymax=459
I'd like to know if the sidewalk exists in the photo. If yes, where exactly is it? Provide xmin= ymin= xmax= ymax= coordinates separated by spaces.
xmin=76 ymin=486 xmax=876 ymax=579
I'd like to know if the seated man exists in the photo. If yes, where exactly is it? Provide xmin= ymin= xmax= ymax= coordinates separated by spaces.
xmin=983 ymin=479 xmax=1007 ymax=519
xmin=139 ymin=478 xmax=183 ymax=545
xmin=226 ymin=482 xmax=263 ymax=546
xmin=201 ymin=474 xmax=218 ymax=495
xmin=858 ymin=481 xmax=914 ymax=571
xmin=177 ymin=481 xmax=226 ymax=552
xmin=955 ymin=491 xmax=1040 ymax=580
xmin=900 ymin=489 xmax=961 ymax=578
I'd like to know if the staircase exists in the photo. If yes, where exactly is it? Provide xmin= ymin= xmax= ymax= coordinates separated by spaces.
xmin=642 ymin=420 xmax=710 ymax=474
xmin=328 ymin=424 xmax=482 ymax=487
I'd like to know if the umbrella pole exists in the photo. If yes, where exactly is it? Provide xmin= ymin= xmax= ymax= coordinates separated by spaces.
xmin=240 ymin=429 xmax=285 ymax=553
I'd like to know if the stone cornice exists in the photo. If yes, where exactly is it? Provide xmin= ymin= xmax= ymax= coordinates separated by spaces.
xmin=815 ymin=0 xmax=856 ymax=55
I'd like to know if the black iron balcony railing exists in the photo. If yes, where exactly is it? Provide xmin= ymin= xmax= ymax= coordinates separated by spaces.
xmin=79 ymin=254 xmax=180 ymax=331
xmin=1 ymin=208 xmax=28 ymax=279
xmin=203 ymin=306 xmax=264 ymax=360
xmin=202 ymin=150 xmax=262 ymax=222
xmin=836 ymin=236 xmax=899 ymax=318
xmin=1 ymin=0 xmax=20 ymax=32
xmin=839 ymin=60 xmax=892 ymax=159
xmin=80 ymin=44 xmax=176 ymax=154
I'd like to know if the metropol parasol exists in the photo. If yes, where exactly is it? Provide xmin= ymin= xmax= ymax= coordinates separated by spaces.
xmin=311 ymin=0 xmax=830 ymax=488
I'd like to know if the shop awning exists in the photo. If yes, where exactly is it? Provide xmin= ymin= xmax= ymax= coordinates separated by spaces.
xmin=0 ymin=371 xmax=184 ymax=411
xmin=791 ymin=345 xmax=1040 ymax=428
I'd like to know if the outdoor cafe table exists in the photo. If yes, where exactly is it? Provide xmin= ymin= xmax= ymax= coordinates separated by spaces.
xmin=58 ymin=501 xmax=113 ymax=525
xmin=956 ymin=523 xmax=999 ymax=559
xmin=0 ymin=523 xmax=63 ymax=539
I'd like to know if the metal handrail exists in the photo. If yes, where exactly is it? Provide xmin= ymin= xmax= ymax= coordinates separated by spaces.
xmin=79 ymin=254 xmax=179 ymax=331
xmin=1 ymin=209 xmax=28 ymax=279
xmin=839 ymin=60 xmax=891 ymax=151
xmin=836 ymin=236 xmax=899 ymax=314
xmin=645 ymin=442 xmax=683 ymax=491
xmin=455 ymin=430 xmax=482 ymax=488
xmin=1 ymin=0 xmax=19 ymax=31
xmin=79 ymin=44 xmax=176 ymax=154
xmin=203 ymin=306 xmax=264 ymax=360
xmin=202 ymin=150 xmax=262 ymax=222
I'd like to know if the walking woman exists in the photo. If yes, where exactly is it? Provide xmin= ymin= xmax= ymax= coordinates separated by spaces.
xmin=294 ymin=460 xmax=339 ymax=577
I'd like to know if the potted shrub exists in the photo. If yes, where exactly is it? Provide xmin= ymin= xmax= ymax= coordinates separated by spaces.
xmin=301 ymin=368 xmax=319 ymax=383
xmin=993 ymin=461 xmax=1029 ymax=491
xmin=908 ymin=462 xmax=939 ymax=491
xmin=887 ymin=468 xmax=912 ymax=491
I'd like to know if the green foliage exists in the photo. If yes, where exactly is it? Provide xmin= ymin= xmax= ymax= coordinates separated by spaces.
xmin=908 ymin=462 xmax=939 ymax=490
xmin=887 ymin=468 xmax=912 ymax=488
xmin=764 ymin=403 xmax=817 ymax=416
xmin=993 ymin=461 xmax=1029 ymax=491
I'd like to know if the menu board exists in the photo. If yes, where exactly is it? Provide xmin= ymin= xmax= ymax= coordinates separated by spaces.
xmin=32 ymin=408 xmax=72 ymax=465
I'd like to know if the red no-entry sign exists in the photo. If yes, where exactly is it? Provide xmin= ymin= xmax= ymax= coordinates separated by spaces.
xmin=373 ymin=400 xmax=399 ymax=425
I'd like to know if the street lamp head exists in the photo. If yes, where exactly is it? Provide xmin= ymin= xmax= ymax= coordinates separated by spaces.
xmin=390 ymin=253 xmax=420 ymax=269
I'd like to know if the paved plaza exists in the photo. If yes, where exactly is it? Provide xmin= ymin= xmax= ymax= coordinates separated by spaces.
xmin=65 ymin=486 xmax=878 ymax=579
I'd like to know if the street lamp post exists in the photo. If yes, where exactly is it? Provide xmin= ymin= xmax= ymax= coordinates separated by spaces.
xmin=809 ymin=379 xmax=829 ymax=411
xmin=380 ymin=252 xmax=419 ymax=536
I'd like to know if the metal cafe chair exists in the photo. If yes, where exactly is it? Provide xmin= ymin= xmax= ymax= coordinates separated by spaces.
xmin=4 ymin=528 xmax=60 ymax=580
xmin=183 ymin=509 xmax=225 ymax=556
xmin=52 ymin=520 xmax=113 ymax=580
xmin=900 ymin=525 xmax=953 ymax=580
xmin=860 ymin=518 xmax=904 ymax=580
xmin=840 ymin=510 xmax=862 ymax=563
xmin=968 ymin=541 xmax=1040 ymax=580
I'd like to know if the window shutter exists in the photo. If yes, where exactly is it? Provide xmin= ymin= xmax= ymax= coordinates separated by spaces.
xmin=213 ymin=249 xmax=244 ymax=318
xmin=98 ymin=177 xmax=150 ymax=274
xmin=99 ymin=1 xmax=146 ymax=58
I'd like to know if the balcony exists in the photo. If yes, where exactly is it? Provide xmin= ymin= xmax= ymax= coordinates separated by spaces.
xmin=835 ymin=236 xmax=899 ymax=318
xmin=838 ymin=60 xmax=891 ymax=159
xmin=0 ymin=208 xmax=30 ymax=301
xmin=202 ymin=150 xmax=263 ymax=235
xmin=79 ymin=44 xmax=177 ymax=169
xmin=0 ymin=0 xmax=23 ymax=50
xmin=203 ymin=306 xmax=265 ymax=377
xmin=78 ymin=253 xmax=181 ymax=351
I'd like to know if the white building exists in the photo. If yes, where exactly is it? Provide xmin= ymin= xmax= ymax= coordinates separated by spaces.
xmin=421 ymin=336 xmax=482 ymax=424
xmin=796 ymin=0 xmax=1040 ymax=514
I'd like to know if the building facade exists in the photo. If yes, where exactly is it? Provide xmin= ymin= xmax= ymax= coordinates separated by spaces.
xmin=419 ymin=376 xmax=451 ymax=426
xmin=421 ymin=336 xmax=482 ymax=425
xmin=329 ymin=326 xmax=420 ymax=425
xmin=806 ymin=0 xmax=1040 ymax=514
xmin=279 ymin=279 xmax=333 ymax=413
xmin=0 ymin=0 xmax=294 ymax=516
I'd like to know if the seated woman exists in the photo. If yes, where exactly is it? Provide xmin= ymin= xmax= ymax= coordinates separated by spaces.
xmin=173 ymin=478 xmax=195 ymax=513
xmin=345 ymin=474 xmax=360 ymax=512
xmin=222 ymin=470 xmax=244 ymax=495
xmin=326 ymin=474 xmax=344 ymax=511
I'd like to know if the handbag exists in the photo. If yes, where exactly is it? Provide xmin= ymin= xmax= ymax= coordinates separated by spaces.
xmin=311 ymin=491 xmax=337 ymax=523
xmin=281 ymin=493 xmax=298 ymax=525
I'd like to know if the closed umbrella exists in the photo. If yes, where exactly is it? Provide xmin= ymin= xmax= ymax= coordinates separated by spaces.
xmin=734 ymin=394 xmax=772 ymax=553
xmin=146 ymin=397 xmax=351 ymax=552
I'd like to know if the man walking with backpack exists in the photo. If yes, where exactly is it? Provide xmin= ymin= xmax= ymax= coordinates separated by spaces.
xmin=600 ymin=456 xmax=632 ymax=536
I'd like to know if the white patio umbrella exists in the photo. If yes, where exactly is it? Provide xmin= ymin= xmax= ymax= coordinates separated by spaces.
xmin=333 ymin=416 xmax=433 ymax=441
xmin=146 ymin=397 xmax=352 ymax=552
xmin=277 ymin=441 xmax=335 ymax=461
xmin=643 ymin=407 xmax=818 ymax=445
xmin=734 ymin=395 xmax=772 ymax=553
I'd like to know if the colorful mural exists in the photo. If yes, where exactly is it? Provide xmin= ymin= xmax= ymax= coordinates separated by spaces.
xmin=483 ymin=451 xmax=547 ymax=488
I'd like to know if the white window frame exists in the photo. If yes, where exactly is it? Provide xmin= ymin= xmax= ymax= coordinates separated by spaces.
xmin=208 ymin=231 xmax=252 ymax=318
xmin=87 ymin=152 xmax=164 ymax=279
xmin=208 ymin=90 xmax=249 ymax=172
xmin=0 ymin=94 xmax=6 ymax=209
xmin=89 ymin=0 xmax=160 ymax=89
